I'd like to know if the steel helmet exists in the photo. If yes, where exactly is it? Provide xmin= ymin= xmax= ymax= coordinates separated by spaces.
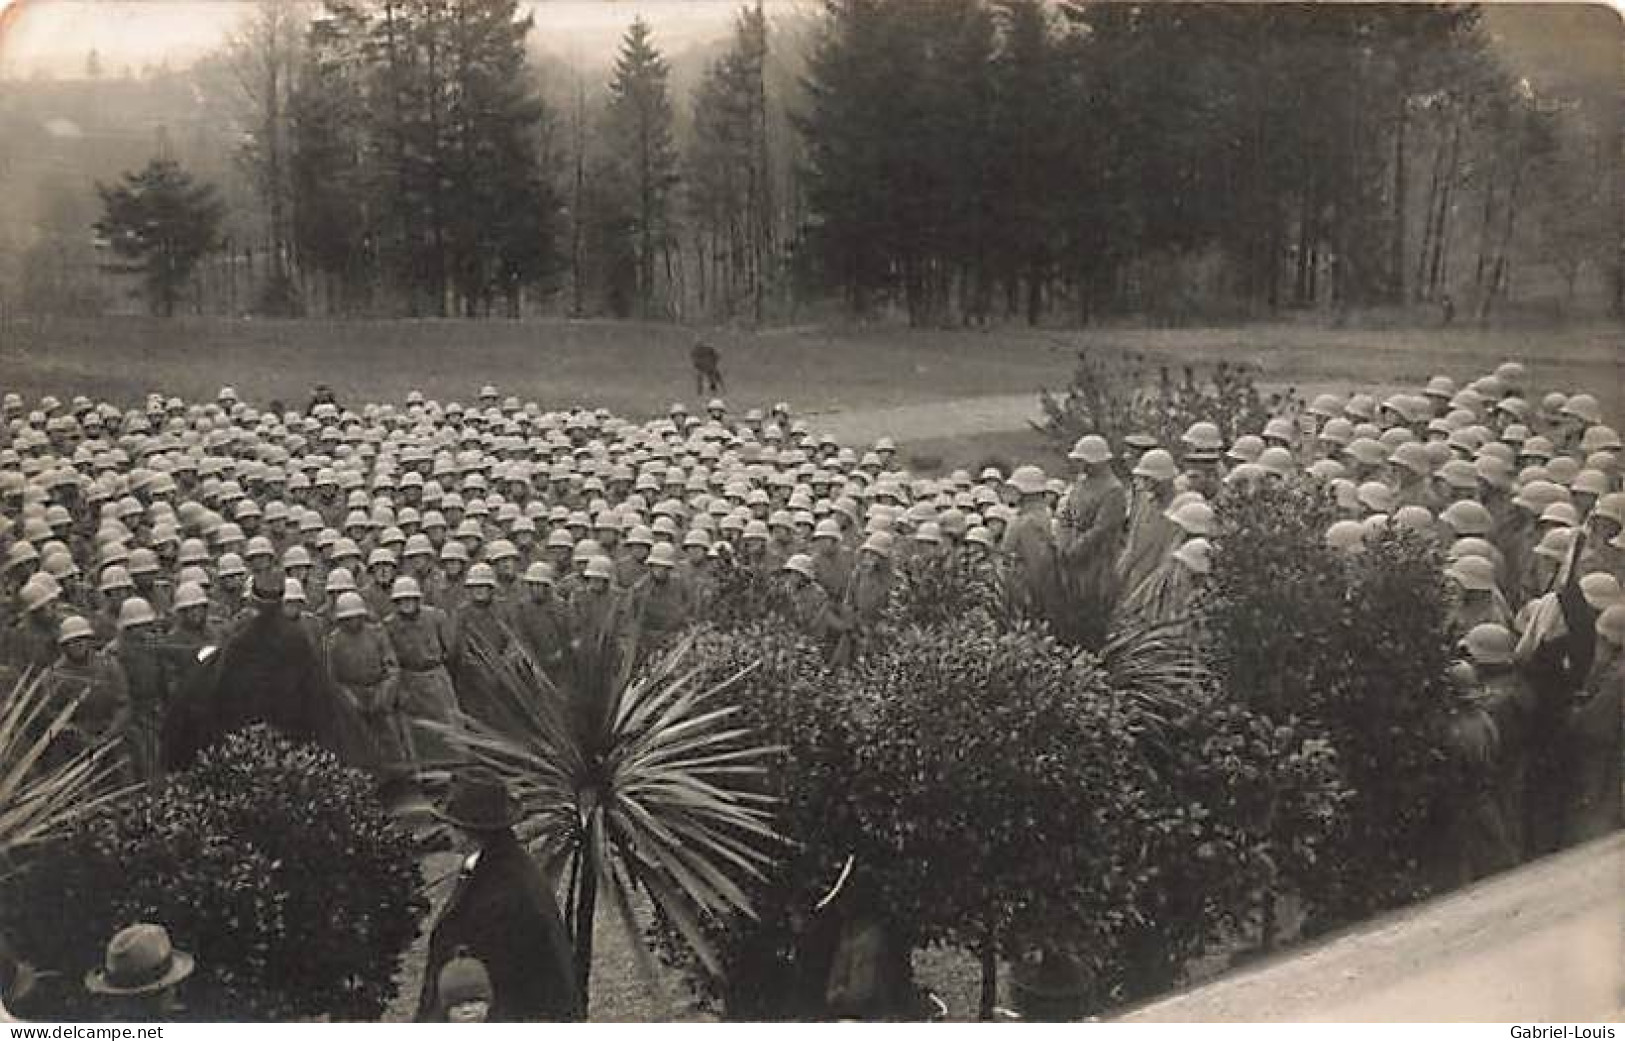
xmin=1345 ymin=438 xmax=1387 ymax=467
xmin=1596 ymin=604 xmax=1625 ymax=647
xmin=1581 ymin=425 xmax=1623 ymax=454
xmin=1172 ymin=537 xmax=1212 ymax=574
xmin=1393 ymin=505 xmax=1434 ymax=532
xmin=283 ymin=545 xmax=313 ymax=570
xmin=1167 ymin=501 xmax=1215 ymax=536
xmin=441 ymin=541 xmax=470 ymax=563
xmin=1355 ymin=482 xmax=1394 ymax=514
xmin=1440 ymin=500 xmax=1493 ymax=537
xmin=41 ymin=551 xmax=78 ymax=581
xmin=1424 ymin=375 xmax=1457 ymax=400
xmin=173 ymin=581 xmax=209 ymax=611
xmin=1562 ymin=394 xmax=1602 ymax=425
xmin=1463 ymin=623 xmax=1516 ymax=667
xmin=1318 ymin=418 xmax=1355 ymax=445
xmin=1572 ymin=469 xmax=1610 ymax=497
xmin=57 ymin=614 xmax=95 ymax=646
xmin=782 ymin=553 xmax=816 ymax=579
xmin=647 ymin=542 xmax=678 ymax=568
xmin=117 ymin=597 xmax=156 ymax=630
xmin=98 ymin=564 xmax=134 ymax=593
xmin=1068 ymin=435 xmax=1113 ymax=464
xmin=1389 ymin=441 xmax=1432 ymax=475
xmin=860 ymin=531 xmax=895 ymax=559
xmin=1580 ymin=571 xmax=1622 ymax=612
xmin=964 ymin=525 xmax=994 ymax=549
xmin=1519 ymin=436 xmax=1556 ymax=461
xmin=624 ymin=525 xmax=654 ymax=547
xmin=1596 ymin=493 xmax=1625 ymax=527
xmin=283 ymin=578 xmax=307 ymax=603
xmin=1132 ymin=449 xmax=1178 ymax=481
xmin=583 ymin=556 xmax=615 ymax=581
xmin=1006 ymin=466 xmax=1048 ymax=496
xmin=1447 ymin=555 xmax=1498 ymax=592
xmin=1438 ymin=459 xmax=1478 ymax=491
xmin=545 ymin=528 xmax=574 ymax=550
xmin=1307 ymin=393 xmax=1345 ymax=418
xmin=1546 ymin=457 xmax=1581 ymax=488
xmin=4 ymin=541 xmax=40 ymax=573
xmin=1226 ymin=435 xmax=1265 ymax=463
xmin=1539 ymin=502 xmax=1580 ymax=528
xmin=325 ymin=566 xmax=357 ymax=594
xmin=1256 ymin=446 xmax=1295 ymax=477
xmin=390 ymin=576 xmax=423 ymax=601
xmin=332 ymin=591 xmax=369 ymax=621
xmin=1180 ymin=422 xmax=1223 ymax=452
xmin=1533 ymin=526 xmax=1576 ymax=562
xmin=464 ymin=562 xmax=497 ymax=588
xmin=485 ymin=539 xmax=518 ymax=562
xmin=571 ymin=538 xmax=604 ymax=562
xmin=742 ymin=520 xmax=770 ymax=541
xmin=1325 ymin=520 xmax=1367 ymax=552
xmin=1474 ymin=454 xmax=1514 ymax=490
xmin=522 ymin=562 xmax=556 ymax=585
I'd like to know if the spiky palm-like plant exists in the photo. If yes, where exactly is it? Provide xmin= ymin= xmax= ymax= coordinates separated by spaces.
xmin=0 ymin=671 xmax=131 ymax=883
xmin=425 ymin=628 xmax=781 ymax=1016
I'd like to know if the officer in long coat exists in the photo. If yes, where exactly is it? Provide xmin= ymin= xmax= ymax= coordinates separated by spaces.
xmin=384 ymin=576 xmax=460 ymax=767
xmin=1117 ymin=448 xmax=1180 ymax=596
xmin=325 ymin=591 xmax=406 ymax=788
xmin=1055 ymin=436 xmax=1128 ymax=624
xmin=162 ymin=573 xmax=374 ymax=773
xmin=417 ymin=769 xmax=579 ymax=1022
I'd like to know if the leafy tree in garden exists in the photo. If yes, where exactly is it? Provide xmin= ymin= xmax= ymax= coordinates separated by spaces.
xmin=4 ymin=726 xmax=424 ymax=1022
xmin=846 ymin=619 xmax=1157 ymax=1017
xmin=1205 ymin=482 xmax=1458 ymax=928
xmin=604 ymin=17 xmax=680 ymax=318
xmin=94 ymin=158 xmax=224 ymax=316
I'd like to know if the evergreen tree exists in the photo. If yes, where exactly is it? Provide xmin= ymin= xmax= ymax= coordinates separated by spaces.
xmin=605 ymin=17 xmax=680 ymax=318
xmin=94 ymin=158 xmax=224 ymax=316
xmin=687 ymin=4 xmax=773 ymax=320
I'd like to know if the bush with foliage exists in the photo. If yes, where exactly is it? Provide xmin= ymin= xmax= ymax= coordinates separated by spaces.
xmin=1038 ymin=347 xmax=1291 ymax=460
xmin=649 ymin=619 xmax=862 ymax=1019
xmin=3 ymin=725 xmax=425 ymax=1021
xmin=1109 ymin=697 xmax=1347 ymax=1001
xmin=844 ymin=618 xmax=1159 ymax=1016
xmin=1204 ymin=481 xmax=1457 ymax=928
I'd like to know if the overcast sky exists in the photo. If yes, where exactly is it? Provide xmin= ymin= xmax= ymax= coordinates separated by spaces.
xmin=0 ymin=0 xmax=768 ymax=78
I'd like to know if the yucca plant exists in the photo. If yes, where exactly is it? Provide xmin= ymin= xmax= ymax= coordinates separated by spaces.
xmin=424 ymin=626 xmax=782 ymax=1016
xmin=0 ymin=670 xmax=131 ymax=884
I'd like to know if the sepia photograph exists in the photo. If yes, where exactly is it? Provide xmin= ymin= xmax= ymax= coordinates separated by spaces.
xmin=0 ymin=0 xmax=1621 ymax=1025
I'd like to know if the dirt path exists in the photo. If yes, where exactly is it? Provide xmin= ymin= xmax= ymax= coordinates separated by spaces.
xmin=1121 ymin=834 xmax=1625 ymax=1022
xmin=810 ymin=379 xmax=1414 ymax=451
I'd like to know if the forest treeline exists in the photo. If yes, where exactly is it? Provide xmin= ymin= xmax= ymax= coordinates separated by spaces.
xmin=4 ymin=0 xmax=1621 ymax=325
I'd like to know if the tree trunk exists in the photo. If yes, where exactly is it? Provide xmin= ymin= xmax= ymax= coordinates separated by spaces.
xmin=978 ymin=926 xmax=998 ymax=1020
xmin=571 ymin=843 xmax=598 ymax=1017
xmin=1389 ymin=86 xmax=1408 ymax=304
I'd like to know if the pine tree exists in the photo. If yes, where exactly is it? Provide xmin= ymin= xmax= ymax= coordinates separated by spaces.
xmin=95 ymin=158 xmax=224 ymax=316
xmin=687 ymin=4 xmax=773 ymax=320
xmin=605 ymin=17 xmax=680 ymax=318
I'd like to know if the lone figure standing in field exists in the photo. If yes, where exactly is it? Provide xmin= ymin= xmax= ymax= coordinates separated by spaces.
xmin=691 ymin=336 xmax=724 ymax=396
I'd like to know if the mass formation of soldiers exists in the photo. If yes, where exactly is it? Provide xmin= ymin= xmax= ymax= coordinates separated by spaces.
xmin=1 ymin=360 xmax=1621 ymax=916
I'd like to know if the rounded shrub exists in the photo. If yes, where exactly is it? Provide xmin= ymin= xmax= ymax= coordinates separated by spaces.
xmin=4 ymin=725 xmax=426 ymax=1021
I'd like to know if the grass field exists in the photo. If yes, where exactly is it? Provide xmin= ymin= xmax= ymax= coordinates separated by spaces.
xmin=5 ymin=315 xmax=1620 ymax=426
